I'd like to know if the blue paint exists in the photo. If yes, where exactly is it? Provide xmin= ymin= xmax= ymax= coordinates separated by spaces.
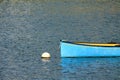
xmin=61 ymin=41 xmax=120 ymax=57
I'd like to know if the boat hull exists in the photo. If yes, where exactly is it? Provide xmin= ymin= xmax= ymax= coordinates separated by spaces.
xmin=60 ymin=41 xmax=120 ymax=57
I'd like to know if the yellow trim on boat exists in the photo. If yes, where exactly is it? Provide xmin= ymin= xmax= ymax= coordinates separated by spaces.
xmin=75 ymin=42 xmax=120 ymax=46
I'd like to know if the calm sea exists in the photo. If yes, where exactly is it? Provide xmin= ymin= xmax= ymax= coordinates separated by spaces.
xmin=0 ymin=0 xmax=120 ymax=80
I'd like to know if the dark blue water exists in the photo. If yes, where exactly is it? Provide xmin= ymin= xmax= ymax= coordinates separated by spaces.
xmin=61 ymin=57 xmax=120 ymax=80
xmin=0 ymin=0 xmax=120 ymax=80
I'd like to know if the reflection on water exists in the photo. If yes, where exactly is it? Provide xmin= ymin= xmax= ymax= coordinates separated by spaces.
xmin=61 ymin=57 xmax=120 ymax=80
xmin=41 ymin=58 xmax=51 ymax=62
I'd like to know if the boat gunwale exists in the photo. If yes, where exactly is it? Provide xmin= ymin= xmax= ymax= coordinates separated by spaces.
xmin=61 ymin=40 xmax=120 ymax=47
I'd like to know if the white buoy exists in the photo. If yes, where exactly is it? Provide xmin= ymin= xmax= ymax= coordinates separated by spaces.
xmin=41 ymin=52 xmax=51 ymax=58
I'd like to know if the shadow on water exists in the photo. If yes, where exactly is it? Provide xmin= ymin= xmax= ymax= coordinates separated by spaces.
xmin=61 ymin=57 xmax=120 ymax=80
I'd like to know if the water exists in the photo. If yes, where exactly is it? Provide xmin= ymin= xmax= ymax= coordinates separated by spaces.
xmin=61 ymin=58 xmax=120 ymax=80
xmin=1 ymin=57 xmax=120 ymax=80
xmin=0 ymin=0 xmax=120 ymax=80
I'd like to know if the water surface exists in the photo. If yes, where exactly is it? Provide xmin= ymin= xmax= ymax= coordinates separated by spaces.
xmin=0 ymin=0 xmax=120 ymax=80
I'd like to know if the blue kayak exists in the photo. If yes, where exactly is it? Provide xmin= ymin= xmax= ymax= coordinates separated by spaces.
xmin=60 ymin=40 xmax=120 ymax=57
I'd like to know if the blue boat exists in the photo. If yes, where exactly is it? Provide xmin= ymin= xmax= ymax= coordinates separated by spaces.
xmin=60 ymin=40 xmax=120 ymax=57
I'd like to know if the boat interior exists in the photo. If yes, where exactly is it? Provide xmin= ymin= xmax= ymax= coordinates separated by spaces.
xmin=74 ymin=42 xmax=120 ymax=47
xmin=61 ymin=40 xmax=120 ymax=47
